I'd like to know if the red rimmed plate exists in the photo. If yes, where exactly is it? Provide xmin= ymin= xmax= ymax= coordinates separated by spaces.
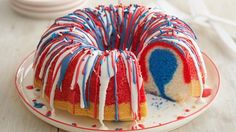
xmin=11 ymin=0 xmax=85 ymax=12
xmin=10 ymin=0 xmax=87 ymax=19
xmin=12 ymin=0 xmax=77 ymax=7
xmin=15 ymin=51 xmax=220 ymax=132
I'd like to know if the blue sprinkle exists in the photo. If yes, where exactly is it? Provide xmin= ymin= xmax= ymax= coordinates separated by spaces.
xmin=51 ymin=33 xmax=57 ymax=39
xmin=160 ymin=30 xmax=163 ymax=34
xmin=35 ymin=89 xmax=40 ymax=92
xmin=132 ymin=61 xmax=136 ymax=84
xmin=124 ymin=8 xmax=129 ymax=13
xmin=82 ymin=56 xmax=91 ymax=108
xmin=34 ymin=102 xmax=44 ymax=108
xmin=100 ymin=59 xmax=103 ymax=64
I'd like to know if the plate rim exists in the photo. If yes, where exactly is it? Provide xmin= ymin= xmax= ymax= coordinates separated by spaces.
xmin=10 ymin=0 xmax=79 ymax=7
xmin=15 ymin=51 xmax=221 ymax=132
xmin=11 ymin=0 xmax=85 ymax=13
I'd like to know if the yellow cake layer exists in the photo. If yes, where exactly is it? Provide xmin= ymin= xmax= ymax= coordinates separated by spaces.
xmin=53 ymin=98 xmax=147 ymax=121
xmin=190 ymin=80 xmax=201 ymax=97
xmin=34 ymin=79 xmax=42 ymax=88
xmin=35 ymin=79 xmax=147 ymax=121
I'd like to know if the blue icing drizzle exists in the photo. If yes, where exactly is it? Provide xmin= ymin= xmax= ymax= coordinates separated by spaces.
xmin=149 ymin=49 xmax=178 ymax=101
xmin=126 ymin=5 xmax=137 ymax=49
xmin=109 ymin=5 xmax=117 ymax=49
xmin=82 ymin=56 xmax=91 ymax=108
xmin=119 ymin=8 xmax=129 ymax=50
xmin=56 ymin=46 xmax=94 ymax=89
xmin=103 ymin=7 xmax=111 ymax=42
xmin=113 ymin=60 xmax=119 ymax=121
xmin=87 ymin=55 xmax=99 ymax=107
xmin=132 ymin=60 xmax=136 ymax=84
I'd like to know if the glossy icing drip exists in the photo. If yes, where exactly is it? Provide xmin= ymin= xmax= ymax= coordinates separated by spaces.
xmin=34 ymin=4 xmax=207 ymax=125
xmin=99 ymin=51 xmax=116 ymax=126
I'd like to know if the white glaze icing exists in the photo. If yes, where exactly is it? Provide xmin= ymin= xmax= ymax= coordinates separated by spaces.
xmin=98 ymin=51 xmax=117 ymax=127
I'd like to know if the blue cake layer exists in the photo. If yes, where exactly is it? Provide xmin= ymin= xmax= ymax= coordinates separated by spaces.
xmin=149 ymin=49 xmax=178 ymax=101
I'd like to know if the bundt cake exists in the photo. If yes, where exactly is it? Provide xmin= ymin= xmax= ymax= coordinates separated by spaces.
xmin=33 ymin=4 xmax=207 ymax=127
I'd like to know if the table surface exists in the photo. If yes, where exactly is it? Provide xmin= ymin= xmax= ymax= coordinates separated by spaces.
xmin=1 ymin=0 xmax=236 ymax=132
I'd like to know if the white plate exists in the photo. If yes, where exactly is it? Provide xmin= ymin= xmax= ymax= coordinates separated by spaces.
xmin=13 ymin=0 xmax=77 ymax=7
xmin=11 ymin=0 xmax=85 ymax=12
xmin=10 ymin=1 xmax=87 ymax=19
xmin=15 ymin=51 xmax=220 ymax=132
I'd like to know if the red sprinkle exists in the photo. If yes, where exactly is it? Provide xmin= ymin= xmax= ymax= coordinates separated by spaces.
xmin=46 ymin=111 xmax=52 ymax=117
xmin=202 ymin=88 xmax=212 ymax=97
xmin=72 ymin=123 xmax=77 ymax=127
xmin=26 ymin=85 xmax=34 ymax=90
xmin=70 ymin=39 xmax=74 ymax=44
xmin=91 ymin=124 xmax=97 ymax=128
xmin=32 ymin=99 xmax=37 ymax=102
xmin=177 ymin=116 xmax=185 ymax=120
xmin=87 ymin=50 xmax=91 ymax=54
xmin=185 ymin=109 xmax=190 ymax=112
